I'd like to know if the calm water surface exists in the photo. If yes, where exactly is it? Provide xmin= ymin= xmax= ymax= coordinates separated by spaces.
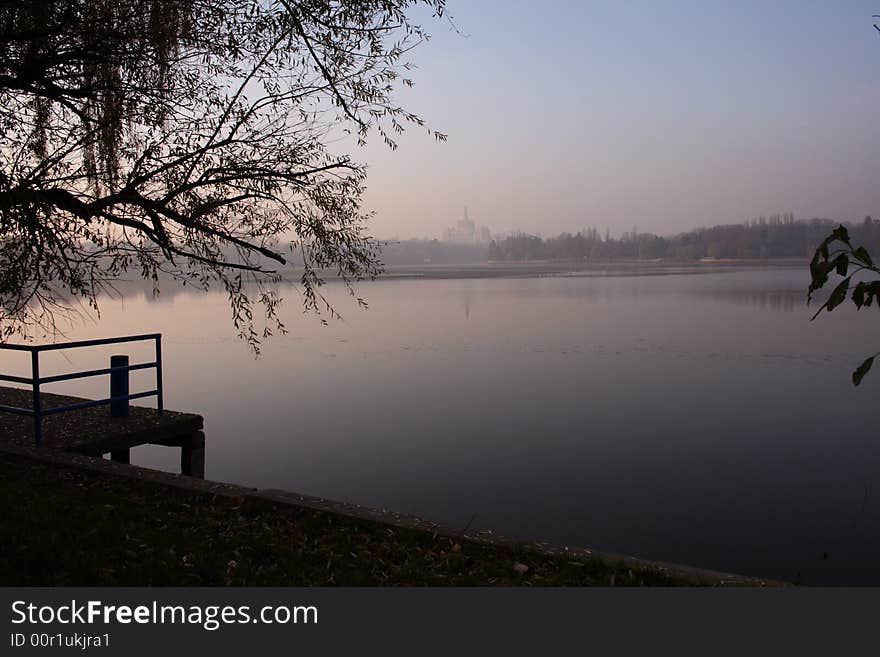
xmin=7 ymin=266 xmax=880 ymax=584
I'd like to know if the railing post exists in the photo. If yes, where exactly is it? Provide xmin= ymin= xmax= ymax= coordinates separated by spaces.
xmin=110 ymin=355 xmax=129 ymax=417
xmin=155 ymin=335 xmax=163 ymax=416
xmin=31 ymin=349 xmax=41 ymax=445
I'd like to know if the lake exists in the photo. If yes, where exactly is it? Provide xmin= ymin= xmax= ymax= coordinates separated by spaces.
xmin=4 ymin=264 xmax=880 ymax=585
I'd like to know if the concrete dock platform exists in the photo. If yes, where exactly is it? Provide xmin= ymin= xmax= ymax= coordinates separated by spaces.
xmin=0 ymin=386 xmax=205 ymax=476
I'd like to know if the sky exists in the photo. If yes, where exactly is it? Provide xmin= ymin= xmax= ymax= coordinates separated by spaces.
xmin=351 ymin=0 xmax=880 ymax=240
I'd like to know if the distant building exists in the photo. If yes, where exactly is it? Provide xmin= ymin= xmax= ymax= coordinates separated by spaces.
xmin=441 ymin=207 xmax=493 ymax=244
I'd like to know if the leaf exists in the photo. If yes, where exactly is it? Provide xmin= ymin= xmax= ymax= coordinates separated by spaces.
xmin=825 ymin=277 xmax=850 ymax=312
xmin=853 ymin=246 xmax=874 ymax=268
xmin=808 ymin=260 xmax=833 ymax=298
xmin=863 ymin=282 xmax=880 ymax=308
xmin=852 ymin=282 xmax=866 ymax=309
xmin=853 ymin=356 xmax=874 ymax=386
xmin=833 ymin=254 xmax=849 ymax=276
xmin=831 ymin=225 xmax=851 ymax=245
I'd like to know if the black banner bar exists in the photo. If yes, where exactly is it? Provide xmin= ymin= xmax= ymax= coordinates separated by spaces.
xmin=1 ymin=588 xmax=877 ymax=655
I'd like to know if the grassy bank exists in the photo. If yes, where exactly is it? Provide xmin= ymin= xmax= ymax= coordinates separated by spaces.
xmin=0 ymin=452 xmax=700 ymax=586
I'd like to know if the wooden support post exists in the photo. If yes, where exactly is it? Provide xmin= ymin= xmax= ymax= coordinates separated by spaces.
xmin=110 ymin=448 xmax=130 ymax=464
xmin=181 ymin=431 xmax=205 ymax=479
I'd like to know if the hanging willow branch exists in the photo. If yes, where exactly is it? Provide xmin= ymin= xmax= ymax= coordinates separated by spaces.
xmin=0 ymin=0 xmax=447 ymax=351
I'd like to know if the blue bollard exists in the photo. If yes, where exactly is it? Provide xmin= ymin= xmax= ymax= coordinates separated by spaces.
xmin=110 ymin=354 xmax=129 ymax=417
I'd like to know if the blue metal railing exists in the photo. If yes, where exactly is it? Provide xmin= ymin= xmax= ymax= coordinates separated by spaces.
xmin=0 ymin=333 xmax=163 ymax=444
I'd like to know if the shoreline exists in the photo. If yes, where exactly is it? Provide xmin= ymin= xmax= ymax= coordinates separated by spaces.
xmin=282 ymin=258 xmax=808 ymax=284
xmin=106 ymin=258 xmax=809 ymax=295
xmin=0 ymin=434 xmax=780 ymax=587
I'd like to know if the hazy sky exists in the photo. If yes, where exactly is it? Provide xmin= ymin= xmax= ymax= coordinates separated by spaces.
xmin=353 ymin=0 xmax=880 ymax=240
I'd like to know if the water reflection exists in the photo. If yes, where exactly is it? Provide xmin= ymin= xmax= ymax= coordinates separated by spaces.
xmin=694 ymin=286 xmax=803 ymax=312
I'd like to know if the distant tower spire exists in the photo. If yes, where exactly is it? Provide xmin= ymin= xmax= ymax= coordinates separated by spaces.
xmin=464 ymin=206 xmax=469 ymax=222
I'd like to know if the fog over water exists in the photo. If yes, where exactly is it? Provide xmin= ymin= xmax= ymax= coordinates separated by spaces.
xmin=5 ymin=265 xmax=880 ymax=584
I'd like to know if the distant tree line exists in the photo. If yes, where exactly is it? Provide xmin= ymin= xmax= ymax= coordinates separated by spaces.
xmin=487 ymin=215 xmax=880 ymax=262
xmin=372 ymin=216 xmax=880 ymax=266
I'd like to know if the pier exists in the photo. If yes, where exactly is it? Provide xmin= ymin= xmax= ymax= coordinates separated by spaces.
xmin=0 ymin=386 xmax=205 ymax=476
xmin=0 ymin=335 xmax=205 ymax=477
